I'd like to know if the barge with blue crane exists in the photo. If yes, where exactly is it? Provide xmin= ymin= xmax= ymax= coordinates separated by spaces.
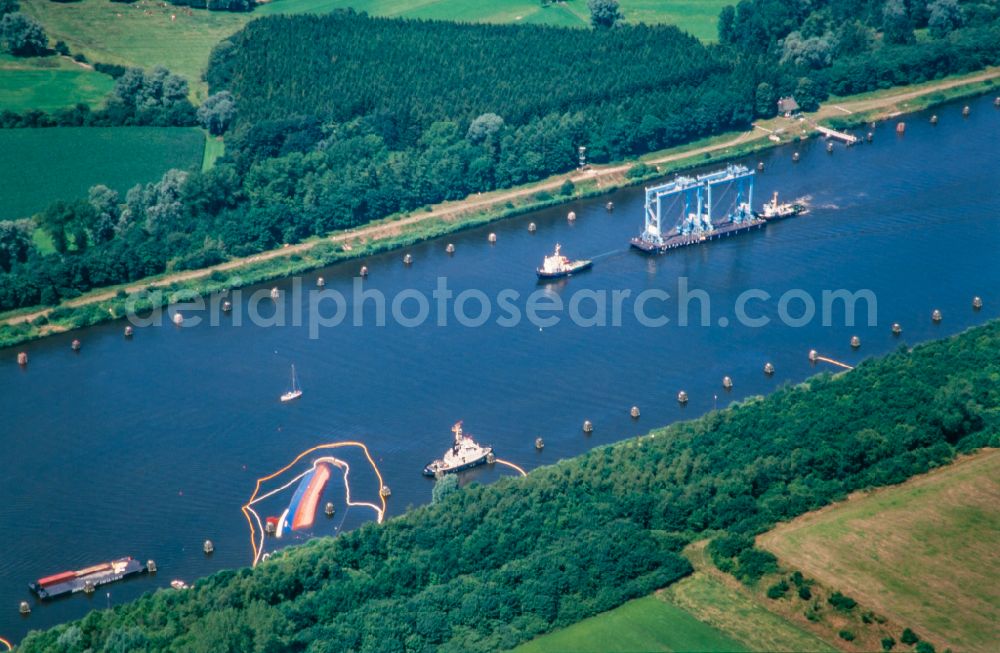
xmin=631 ymin=164 xmax=767 ymax=253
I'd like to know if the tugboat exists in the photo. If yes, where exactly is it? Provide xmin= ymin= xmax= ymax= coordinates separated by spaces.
xmin=758 ymin=191 xmax=808 ymax=221
xmin=536 ymin=244 xmax=592 ymax=279
xmin=422 ymin=421 xmax=494 ymax=476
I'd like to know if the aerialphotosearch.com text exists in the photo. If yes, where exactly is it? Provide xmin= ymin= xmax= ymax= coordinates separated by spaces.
xmin=127 ymin=276 xmax=878 ymax=339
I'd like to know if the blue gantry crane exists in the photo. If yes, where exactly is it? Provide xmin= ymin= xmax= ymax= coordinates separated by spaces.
xmin=631 ymin=164 xmax=760 ymax=253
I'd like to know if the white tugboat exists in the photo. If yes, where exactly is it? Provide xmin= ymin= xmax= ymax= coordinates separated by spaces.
xmin=536 ymin=243 xmax=592 ymax=279
xmin=423 ymin=421 xmax=494 ymax=476
xmin=759 ymin=191 xmax=808 ymax=221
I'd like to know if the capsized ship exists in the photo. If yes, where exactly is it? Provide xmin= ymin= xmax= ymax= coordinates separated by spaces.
xmin=631 ymin=164 xmax=765 ymax=253
xmin=29 ymin=557 xmax=146 ymax=600
xmin=423 ymin=422 xmax=493 ymax=476
xmin=758 ymin=191 xmax=808 ymax=220
xmin=276 ymin=461 xmax=331 ymax=537
xmin=536 ymin=243 xmax=592 ymax=279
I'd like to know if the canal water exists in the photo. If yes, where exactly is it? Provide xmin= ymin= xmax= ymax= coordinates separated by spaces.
xmin=2 ymin=94 xmax=998 ymax=642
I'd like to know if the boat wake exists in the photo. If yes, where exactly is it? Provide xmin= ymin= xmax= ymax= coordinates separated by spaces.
xmin=589 ymin=248 xmax=626 ymax=261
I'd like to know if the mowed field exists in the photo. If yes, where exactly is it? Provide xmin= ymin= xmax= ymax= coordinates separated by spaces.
xmin=0 ymin=55 xmax=114 ymax=113
xmin=759 ymin=449 xmax=1000 ymax=653
xmin=0 ymin=127 xmax=206 ymax=220
xmin=513 ymin=594 xmax=749 ymax=653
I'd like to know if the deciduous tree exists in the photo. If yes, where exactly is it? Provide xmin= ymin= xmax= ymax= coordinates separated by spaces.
xmin=0 ymin=12 xmax=47 ymax=56
xmin=88 ymin=185 xmax=121 ymax=244
xmin=754 ymin=82 xmax=776 ymax=117
xmin=781 ymin=31 xmax=835 ymax=68
xmin=197 ymin=90 xmax=237 ymax=135
xmin=587 ymin=0 xmax=621 ymax=29
xmin=0 ymin=0 xmax=19 ymax=17
xmin=794 ymin=76 xmax=822 ymax=112
xmin=718 ymin=5 xmax=736 ymax=43
xmin=466 ymin=112 xmax=504 ymax=144
xmin=431 ymin=474 xmax=459 ymax=504
xmin=882 ymin=0 xmax=916 ymax=44
xmin=0 ymin=219 xmax=32 ymax=272
xmin=928 ymin=0 xmax=962 ymax=38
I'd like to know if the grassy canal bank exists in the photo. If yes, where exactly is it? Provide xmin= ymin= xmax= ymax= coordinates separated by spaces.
xmin=2 ymin=70 xmax=998 ymax=351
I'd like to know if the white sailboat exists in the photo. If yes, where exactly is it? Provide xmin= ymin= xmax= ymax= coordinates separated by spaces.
xmin=280 ymin=364 xmax=303 ymax=402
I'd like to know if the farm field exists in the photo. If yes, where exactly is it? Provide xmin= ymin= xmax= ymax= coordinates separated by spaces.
xmin=759 ymin=449 xmax=1000 ymax=653
xmin=257 ymin=0 xmax=589 ymax=27
xmin=612 ymin=0 xmax=727 ymax=40
xmin=19 ymin=0 xmax=251 ymax=100
xmin=516 ymin=535 xmax=836 ymax=653
xmin=0 ymin=55 xmax=113 ymax=113
xmin=661 ymin=571 xmax=838 ymax=653
xmin=17 ymin=0 xmax=725 ymax=105
xmin=256 ymin=0 xmax=728 ymax=40
xmin=513 ymin=594 xmax=749 ymax=653
xmin=0 ymin=127 xmax=206 ymax=221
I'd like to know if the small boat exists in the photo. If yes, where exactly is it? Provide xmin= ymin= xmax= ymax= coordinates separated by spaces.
xmin=536 ymin=244 xmax=592 ymax=279
xmin=170 ymin=579 xmax=188 ymax=590
xmin=758 ymin=191 xmax=808 ymax=221
xmin=280 ymin=364 xmax=303 ymax=402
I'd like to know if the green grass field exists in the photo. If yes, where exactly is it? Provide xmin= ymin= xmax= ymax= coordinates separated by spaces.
xmin=513 ymin=595 xmax=749 ymax=653
xmin=760 ymin=450 xmax=1000 ymax=653
xmin=614 ymin=0 xmax=727 ymax=40
xmin=0 ymin=54 xmax=114 ymax=112
xmin=0 ymin=127 xmax=206 ymax=220
xmin=202 ymin=133 xmax=225 ymax=171
xmin=662 ymin=572 xmax=837 ymax=653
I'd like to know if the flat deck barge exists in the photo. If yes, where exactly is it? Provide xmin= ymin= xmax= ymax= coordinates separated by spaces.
xmin=29 ymin=557 xmax=147 ymax=600
xmin=633 ymin=164 xmax=764 ymax=254
xmin=630 ymin=218 xmax=766 ymax=253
